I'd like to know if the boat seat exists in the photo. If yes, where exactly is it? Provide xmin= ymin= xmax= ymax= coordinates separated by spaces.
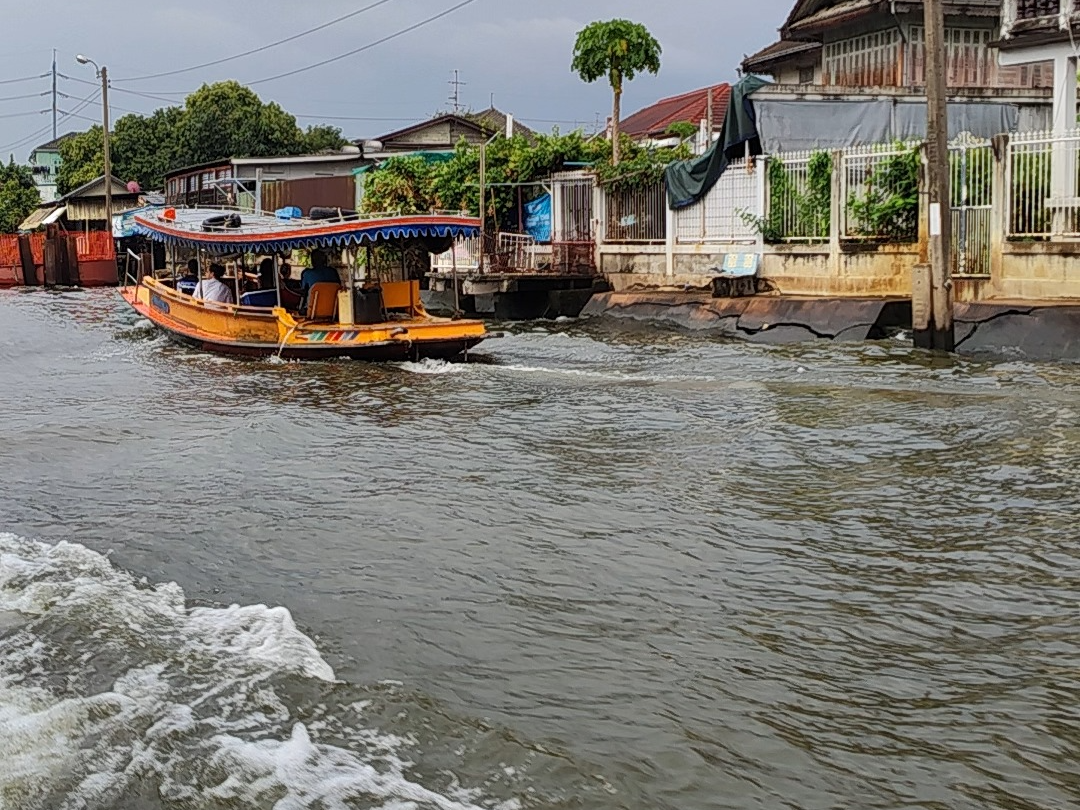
xmin=306 ymin=282 xmax=341 ymax=322
xmin=239 ymin=289 xmax=279 ymax=308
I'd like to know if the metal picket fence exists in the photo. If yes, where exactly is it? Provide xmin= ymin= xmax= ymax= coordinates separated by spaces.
xmin=1006 ymin=129 xmax=1080 ymax=239
xmin=674 ymin=158 xmax=762 ymax=244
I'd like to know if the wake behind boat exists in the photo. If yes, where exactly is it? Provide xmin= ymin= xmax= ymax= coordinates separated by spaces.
xmin=120 ymin=206 xmax=487 ymax=361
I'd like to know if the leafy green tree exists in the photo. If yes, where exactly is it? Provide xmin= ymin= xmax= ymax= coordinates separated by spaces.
xmin=301 ymin=124 xmax=347 ymax=153
xmin=665 ymin=121 xmax=698 ymax=142
xmin=112 ymin=107 xmax=185 ymax=190
xmin=176 ymin=80 xmax=303 ymax=166
xmin=0 ymin=158 xmax=42 ymax=232
xmin=57 ymin=128 xmax=105 ymax=195
xmin=56 ymin=81 xmax=350 ymax=193
xmin=361 ymin=155 xmax=436 ymax=215
xmin=572 ymin=19 xmax=662 ymax=166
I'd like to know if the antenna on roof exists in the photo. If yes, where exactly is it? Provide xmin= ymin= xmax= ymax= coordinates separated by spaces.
xmin=448 ymin=69 xmax=466 ymax=114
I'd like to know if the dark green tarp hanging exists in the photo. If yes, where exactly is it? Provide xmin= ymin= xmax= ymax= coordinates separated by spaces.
xmin=665 ymin=75 xmax=770 ymax=210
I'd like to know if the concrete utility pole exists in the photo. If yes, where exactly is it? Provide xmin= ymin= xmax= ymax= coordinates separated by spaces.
xmin=915 ymin=0 xmax=954 ymax=351
xmin=76 ymin=55 xmax=112 ymax=251
xmin=101 ymin=65 xmax=111 ymax=231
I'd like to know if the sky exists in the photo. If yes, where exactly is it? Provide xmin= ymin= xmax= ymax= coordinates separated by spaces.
xmin=0 ymin=0 xmax=793 ymax=162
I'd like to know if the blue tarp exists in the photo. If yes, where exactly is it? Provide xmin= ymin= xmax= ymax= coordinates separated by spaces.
xmin=524 ymin=194 xmax=551 ymax=243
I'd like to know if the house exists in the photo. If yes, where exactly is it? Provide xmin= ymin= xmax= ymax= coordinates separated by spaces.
xmin=619 ymin=84 xmax=732 ymax=149
xmin=740 ymin=0 xmax=1055 ymax=151
xmin=163 ymin=149 xmax=367 ymax=209
xmin=16 ymin=174 xmax=139 ymax=287
xmin=995 ymin=1 xmax=1080 ymax=214
xmin=363 ymin=109 xmax=536 ymax=157
xmin=28 ymin=132 xmax=79 ymax=204
xmin=20 ymin=174 xmax=140 ymax=233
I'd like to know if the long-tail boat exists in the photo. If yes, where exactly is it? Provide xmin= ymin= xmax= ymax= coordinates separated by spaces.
xmin=120 ymin=206 xmax=485 ymax=361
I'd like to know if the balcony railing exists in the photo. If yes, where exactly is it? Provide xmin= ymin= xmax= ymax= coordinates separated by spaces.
xmin=1016 ymin=0 xmax=1060 ymax=20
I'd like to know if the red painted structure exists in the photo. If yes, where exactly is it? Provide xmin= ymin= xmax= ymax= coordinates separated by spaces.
xmin=0 ymin=230 xmax=116 ymax=288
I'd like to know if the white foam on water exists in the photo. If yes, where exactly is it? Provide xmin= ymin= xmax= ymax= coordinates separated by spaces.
xmin=397 ymin=359 xmax=471 ymax=376
xmin=0 ymin=533 xmax=507 ymax=810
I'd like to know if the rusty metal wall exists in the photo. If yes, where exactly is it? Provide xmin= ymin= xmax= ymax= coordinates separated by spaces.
xmin=260 ymin=176 xmax=356 ymax=215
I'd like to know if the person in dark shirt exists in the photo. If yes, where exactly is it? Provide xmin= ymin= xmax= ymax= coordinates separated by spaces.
xmin=178 ymin=258 xmax=199 ymax=295
xmin=257 ymin=258 xmax=276 ymax=291
xmin=299 ymin=249 xmax=340 ymax=309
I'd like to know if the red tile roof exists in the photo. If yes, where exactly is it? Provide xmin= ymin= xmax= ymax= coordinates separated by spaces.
xmin=619 ymin=83 xmax=732 ymax=140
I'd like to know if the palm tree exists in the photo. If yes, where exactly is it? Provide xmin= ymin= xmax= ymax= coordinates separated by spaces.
xmin=572 ymin=19 xmax=662 ymax=166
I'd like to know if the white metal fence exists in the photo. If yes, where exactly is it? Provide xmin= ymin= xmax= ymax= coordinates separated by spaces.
xmin=839 ymin=141 xmax=920 ymax=241
xmin=1006 ymin=129 xmax=1080 ymax=239
xmin=494 ymin=232 xmax=537 ymax=270
xmin=674 ymin=157 xmax=763 ymax=244
xmin=949 ymin=133 xmax=993 ymax=275
xmin=764 ymin=151 xmax=833 ymax=243
xmin=602 ymin=181 xmax=667 ymax=243
xmin=431 ymin=236 xmax=480 ymax=274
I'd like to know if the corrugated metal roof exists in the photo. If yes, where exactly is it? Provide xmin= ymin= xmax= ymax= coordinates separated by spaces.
xmin=18 ymin=206 xmax=53 ymax=232
xmin=620 ymin=84 xmax=732 ymax=140
xmin=783 ymin=0 xmax=1000 ymax=36
xmin=742 ymin=40 xmax=821 ymax=72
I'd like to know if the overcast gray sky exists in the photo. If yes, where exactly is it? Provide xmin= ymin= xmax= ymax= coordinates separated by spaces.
xmin=0 ymin=0 xmax=792 ymax=161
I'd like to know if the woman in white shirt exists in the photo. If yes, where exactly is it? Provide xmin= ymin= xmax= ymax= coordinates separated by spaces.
xmin=191 ymin=263 xmax=235 ymax=304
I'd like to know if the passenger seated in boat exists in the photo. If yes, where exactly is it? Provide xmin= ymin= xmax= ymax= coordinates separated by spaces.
xmin=280 ymin=261 xmax=300 ymax=293
xmin=177 ymin=259 xmax=199 ymax=295
xmin=299 ymin=249 xmax=340 ymax=308
xmin=192 ymin=263 xmax=235 ymax=305
xmin=258 ymin=258 xmax=276 ymax=290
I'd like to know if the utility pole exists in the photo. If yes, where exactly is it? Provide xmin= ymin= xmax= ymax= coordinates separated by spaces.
xmin=101 ymin=65 xmax=112 ymax=233
xmin=478 ymin=141 xmax=486 ymax=272
xmin=916 ymin=0 xmax=954 ymax=351
xmin=51 ymin=49 xmax=57 ymax=141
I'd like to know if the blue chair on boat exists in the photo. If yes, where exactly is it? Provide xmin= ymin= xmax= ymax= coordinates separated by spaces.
xmin=239 ymin=289 xmax=280 ymax=308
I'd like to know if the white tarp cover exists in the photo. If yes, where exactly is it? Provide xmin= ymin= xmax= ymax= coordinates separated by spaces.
xmin=753 ymin=100 xmax=1021 ymax=152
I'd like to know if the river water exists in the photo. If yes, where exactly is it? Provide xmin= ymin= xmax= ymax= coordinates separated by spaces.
xmin=1 ymin=288 xmax=1078 ymax=810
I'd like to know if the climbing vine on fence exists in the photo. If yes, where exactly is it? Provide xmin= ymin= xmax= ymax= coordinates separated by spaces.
xmin=845 ymin=144 xmax=920 ymax=242
xmin=739 ymin=151 xmax=833 ymax=242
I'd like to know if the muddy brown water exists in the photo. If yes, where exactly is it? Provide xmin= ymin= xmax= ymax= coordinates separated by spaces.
xmin=1 ymin=288 xmax=1078 ymax=810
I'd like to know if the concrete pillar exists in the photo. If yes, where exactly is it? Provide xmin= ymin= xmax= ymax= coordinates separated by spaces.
xmin=754 ymin=157 xmax=767 ymax=257
xmin=592 ymin=178 xmax=604 ymax=275
xmin=828 ymin=150 xmax=843 ymax=280
xmin=989 ymin=134 xmax=1008 ymax=290
xmin=665 ymin=204 xmax=675 ymax=277
xmin=1050 ymin=53 xmax=1077 ymax=237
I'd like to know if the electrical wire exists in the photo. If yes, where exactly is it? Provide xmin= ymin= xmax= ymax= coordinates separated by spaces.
xmin=0 ymin=109 xmax=49 ymax=120
xmin=56 ymin=73 xmax=98 ymax=87
xmin=109 ymin=87 xmax=184 ymax=105
xmin=0 ymin=91 xmax=47 ymax=103
xmin=293 ymin=113 xmax=425 ymax=122
xmin=0 ymin=89 xmax=100 ymax=154
xmin=0 ymin=73 xmax=46 ymax=86
xmin=113 ymin=0 xmax=401 ymax=83
xmin=248 ymin=0 xmax=479 ymax=86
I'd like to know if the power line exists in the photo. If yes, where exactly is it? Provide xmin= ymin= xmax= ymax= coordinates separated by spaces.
xmin=0 ymin=91 xmax=47 ymax=103
xmin=294 ymin=113 xmax=425 ymax=122
xmin=249 ymin=0 xmax=479 ymax=86
xmin=0 ymin=109 xmax=49 ymax=120
xmin=0 ymin=90 xmax=99 ymax=154
xmin=113 ymin=0 xmax=401 ymax=83
xmin=57 ymin=73 xmax=98 ymax=87
xmin=109 ymin=86 xmax=182 ymax=105
xmin=0 ymin=73 xmax=46 ymax=86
